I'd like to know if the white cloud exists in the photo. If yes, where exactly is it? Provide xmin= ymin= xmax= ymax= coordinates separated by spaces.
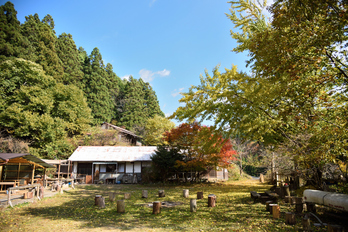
xmin=171 ymin=88 xmax=185 ymax=97
xmin=139 ymin=69 xmax=170 ymax=82
xmin=121 ymin=75 xmax=131 ymax=80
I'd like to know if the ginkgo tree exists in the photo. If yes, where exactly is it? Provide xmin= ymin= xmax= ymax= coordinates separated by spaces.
xmin=171 ymin=0 xmax=348 ymax=188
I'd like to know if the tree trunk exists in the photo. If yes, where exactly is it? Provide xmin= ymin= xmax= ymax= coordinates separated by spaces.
xmin=285 ymin=212 xmax=296 ymax=225
xmin=142 ymin=190 xmax=148 ymax=198
xmin=208 ymin=194 xmax=216 ymax=207
xmin=117 ymin=200 xmax=125 ymax=213
xmin=183 ymin=189 xmax=189 ymax=198
xmin=153 ymin=201 xmax=161 ymax=214
xmin=190 ymin=199 xmax=197 ymax=212
xmin=197 ymin=192 xmax=203 ymax=199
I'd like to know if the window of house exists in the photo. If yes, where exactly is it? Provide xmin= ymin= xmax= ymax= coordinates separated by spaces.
xmin=118 ymin=163 xmax=125 ymax=172
xmin=106 ymin=164 xmax=116 ymax=172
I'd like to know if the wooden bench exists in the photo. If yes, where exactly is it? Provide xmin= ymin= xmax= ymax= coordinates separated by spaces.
xmin=7 ymin=184 xmax=41 ymax=207
xmin=0 ymin=181 xmax=17 ymax=192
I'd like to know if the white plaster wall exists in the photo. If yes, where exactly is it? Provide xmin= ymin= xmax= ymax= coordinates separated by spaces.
xmin=126 ymin=163 xmax=133 ymax=173
xmin=134 ymin=162 xmax=141 ymax=173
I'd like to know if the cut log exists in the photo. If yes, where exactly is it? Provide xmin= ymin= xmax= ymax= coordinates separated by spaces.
xmin=190 ymin=199 xmax=197 ymax=212
xmin=124 ymin=193 xmax=131 ymax=199
xmin=272 ymin=204 xmax=280 ymax=219
xmin=142 ymin=190 xmax=148 ymax=198
xmin=158 ymin=190 xmax=165 ymax=197
xmin=197 ymin=192 xmax=203 ymax=199
xmin=183 ymin=189 xmax=189 ymax=198
xmin=302 ymin=213 xmax=311 ymax=231
xmin=96 ymin=196 xmax=105 ymax=209
xmin=109 ymin=192 xmax=116 ymax=202
xmin=328 ymin=224 xmax=344 ymax=232
xmin=95 ymin=195 xmax=102 ymax=206
xmin=269 ymin=204 xmax=277 ymax=214
xmin=294 ymin=197 xmax=304 ymax=213
xmin=153 ymin=201 xmax=161 ymax=214
xmin=285 ymin=212 xmax=296 ymax=225
xmin=208 ymin=194 xmax=216 ymax=207
xmin=306 ymin=202 xmax=316 ymax=213
xmin=117 ymin=200 xmax=125 ymax=213
xmin=265 ymin=201 xmax=273 ymax=212
xmin=260 ymin=174 xmax=264 ymax=183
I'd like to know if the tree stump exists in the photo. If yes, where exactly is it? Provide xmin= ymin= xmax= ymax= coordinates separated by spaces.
xmin=142 ymin=190 xmax=148 ymax=198
xmin=109 ymin=192 xmax=116 ymax=202
xmin=117 ymin=200 xmax=125 ymax=213
xmin=294 ymin=197 xmax=304 ymax=213
xmin=328 ymin=224 xmax=344 ymax=232
xmin=95 ymin=195 xmax=102 ymax=206
xmin=269 ymin=204 xmax=277 ymax=214
xmin=302 ymin=213 xmax=311 ymax=231
xmin=265 ymin=201 xmax=273 ymax=212
xmin=197 ymin=192 xmax=203 ymax=199
xmin=183 ymin=189 xmax=189 ymax=198
xmin=153 ymin=201 xmax=161 ymax=214
xmin=306 ymin=202 xmax=316 ymax=213
xmin=124 ymin=193 xmax=131 ymax=199
xmin=96 ymin=196 xmax=105 ymax=209
xmin=39 ymin=186 xmax=44 ymax=199
xmin=272 ymin=204 xmax=280 ymax=219
xmin=158 ymin=190 xmax=165 ymax=197
xmin=285 ymin=212 xmax=296 ymax=225
xmin=208 ymin=194 xmax=216 ymax=207
xmin=260 ymin=174 xmax=264 ymax=183
xmin=190 ymin=199 xmax=197 ymax=212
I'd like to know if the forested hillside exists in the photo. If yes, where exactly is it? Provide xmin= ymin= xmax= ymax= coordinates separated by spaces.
xmin=0 ymin=2 xmax=164 ymax=159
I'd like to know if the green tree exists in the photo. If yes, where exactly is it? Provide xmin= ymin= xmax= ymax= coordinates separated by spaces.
xmin=143 ymin=115 xmax=175 ymax=146
xmin=56 ymin=33 xmax=84 ymax=87
xmin=0 ymin=58 xmax=91 ymax=159
xmin=144 ymin=82 xmax=165 ymax=118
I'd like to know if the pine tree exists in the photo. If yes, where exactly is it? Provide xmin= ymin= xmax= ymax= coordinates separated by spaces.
xmin=57 ymin=33 xmax=84 ymax=87
xmin=144 ymin=82 xmax=165 ymax=118
xmin=105 ymin=63 xmax=122 ymax=120
xmin=0 ymin=1 xmax=27 ymax=59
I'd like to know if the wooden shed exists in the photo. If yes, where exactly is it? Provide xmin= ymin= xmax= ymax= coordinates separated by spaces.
xmin=0 ymin=153 xmax=55 ymax=190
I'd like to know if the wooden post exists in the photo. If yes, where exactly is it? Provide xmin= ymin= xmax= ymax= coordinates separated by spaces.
xmin=190 ymin=199 xmax=197 ymax=212
xmin=295 ymin=197 xmax=304 ymax=213
xmin=124 ymin=193 xmax=131 ymax=199
xmin=109 ymin=192 xmax=116 ymax=202
xmin=31 ymin=164 xmax=35 ymax=185
xmin=285 ymin=212 xmax=296 ymax=225
xmin=208 ymin=194 xmax=216 ymax=207
xmin=260 ymin=174 xmax=264 ymax=183
xmin=158 ymin=190 xmax=165 ymax=197
xmin=8 ymin=189 xmax=12 ymax=207
xmin=265 ymin=201 xmax=273 ymax=212
xmin=0 ymin=165 xmax=3 ymax=182
xmin=142 ymin=190 xmax=148 ymax=198
xmin=117 ymin=200 xmax=125 ymax=213
xmin=269 ymin=204 xmax=277 ymax=214
xmin=302 ymin=213 xmax=311 ymax=231
xmin=95 ymin=195 xmax=102 ymax=206
xmin=96 ymin=196 xmax=105 ymax=208
xmin=183 ymin=189 xmax=189 ymax=198
xmin=58 ymin=161 xmax=61 ymax=185
xmin=328 ymin=224 xmax=344 ymax=232
xmin=153 ymin=201 xmax=161 ymax=214
xmin=272 ymin=204 xmax=280 ymax=219
xmin=67 ymin=160 xmax=70 ymax=179
xmin=197 ymin=192 xmax=203 ymax=199
xmin=43 ymin=168 xmax=47 ymax=187
xmin=39 ymin=186 xmax=44 ymax=199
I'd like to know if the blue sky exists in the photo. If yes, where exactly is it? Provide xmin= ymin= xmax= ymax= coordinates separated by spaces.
xmin=3 ymin=0 xmax=250 ymax=125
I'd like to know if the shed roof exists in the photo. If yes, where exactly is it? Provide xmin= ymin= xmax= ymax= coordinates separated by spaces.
xmin=68 ymin=146 xmax=156 ymax=162
xmin=0 ymin=153 xmax=55 ymax=168
xmin=102 ymin=122 xmax=141 ymax=138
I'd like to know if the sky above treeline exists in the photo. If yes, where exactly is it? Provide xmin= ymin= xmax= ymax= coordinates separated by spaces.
xmin=3 ymin=0 xmax=251 ymax=125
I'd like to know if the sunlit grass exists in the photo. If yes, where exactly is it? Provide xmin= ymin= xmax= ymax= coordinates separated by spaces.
xmin=0 ymin=179 xmax=326 ymax=231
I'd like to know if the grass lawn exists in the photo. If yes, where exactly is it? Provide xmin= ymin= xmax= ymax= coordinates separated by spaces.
xmin=0 ymin=179 xmax=330 ymax=231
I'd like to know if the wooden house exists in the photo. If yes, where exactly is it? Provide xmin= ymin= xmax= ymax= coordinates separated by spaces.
xmin=101 ymin=122 xmax=142 ymax=146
